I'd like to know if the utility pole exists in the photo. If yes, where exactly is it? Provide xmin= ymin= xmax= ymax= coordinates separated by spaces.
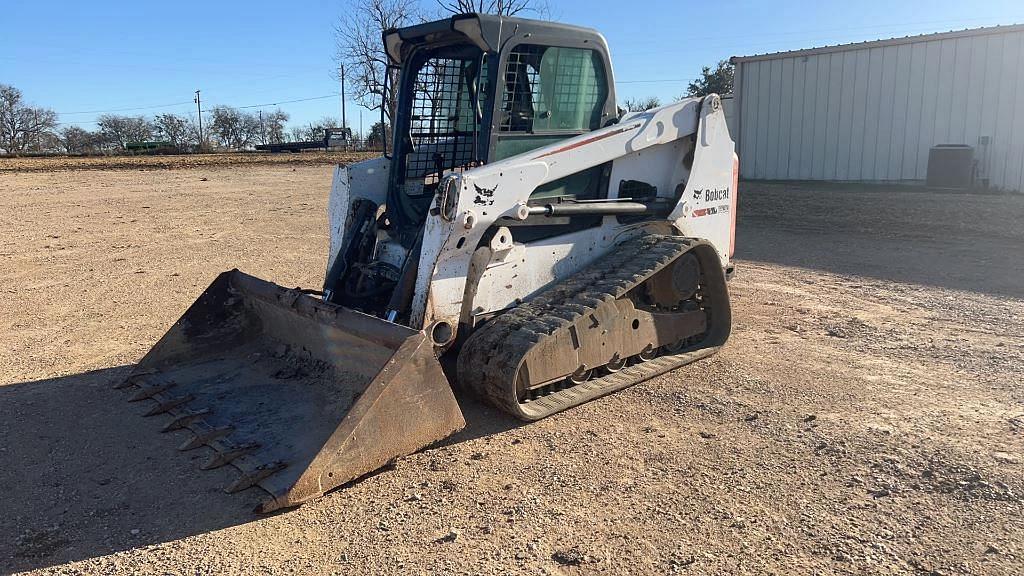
xmin=194 ymin=90 xmax=203 ymax=151
xmin=259 ymin=109 xmax=265 ymax=144
xmin=340 ymin=64 xmax=347 ymax=148
xmin=359 ymin=109 xmax=363 ymax=150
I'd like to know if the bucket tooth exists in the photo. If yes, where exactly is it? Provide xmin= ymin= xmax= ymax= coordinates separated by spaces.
xmin=144 ymin=394 xmax=195 ymax=416
xmin=114 ymin=369 xmax=158 ymax=389
xmin=129 ymin=381 xmax=176 ymax=401
xmin=201 ymin=443 xmax=259 ymax=470
xmin=226 ymin=461 xmax=287 ymax=494
xmin=161 ymin=408 xmax=211 ymax=432
xmin=178 ymin=426 xmax=233 ymax=451
xmin=114 ymin=366 xmax=157 ymax=389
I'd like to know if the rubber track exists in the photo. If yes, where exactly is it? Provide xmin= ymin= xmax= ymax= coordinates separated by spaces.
xmin=458 ymin=234 xmax=720 ymax=421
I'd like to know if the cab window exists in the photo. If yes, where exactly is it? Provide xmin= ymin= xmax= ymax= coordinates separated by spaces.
xmin=494 ymin=44 xmax=610 ymax=211
xmin=498 ymin=44 xmax=607 ymax=137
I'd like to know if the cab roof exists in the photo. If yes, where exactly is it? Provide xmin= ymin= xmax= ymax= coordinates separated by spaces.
xmin=383 ymin=13 xmax=606 ymax=65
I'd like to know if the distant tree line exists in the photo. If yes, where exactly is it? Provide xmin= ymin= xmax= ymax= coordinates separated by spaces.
xmin=0 ymin=83 xmax=383 ymax=156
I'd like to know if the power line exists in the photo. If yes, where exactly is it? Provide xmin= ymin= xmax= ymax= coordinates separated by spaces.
xmin=71 ymin=86 xmax=718 ymax=117
xmin=54 ymin=120 xmax=100 ymax=127
xmin=52 ymin=79 xmax=711 ymax=126
xmin=231 ymin=93 xmax=341 ymax=109
xmin=55 ymin=91 xmax=341 ymax=117
xmin=57 ymin=101 xmax=193 ymax=116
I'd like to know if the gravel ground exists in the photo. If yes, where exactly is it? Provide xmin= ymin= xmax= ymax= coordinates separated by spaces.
xmin=0 ymin=166 xmax=1021 ymax=575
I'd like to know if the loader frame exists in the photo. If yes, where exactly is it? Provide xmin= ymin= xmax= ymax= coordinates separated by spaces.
xmin=327 ymin=92 xmax=736 ymax=341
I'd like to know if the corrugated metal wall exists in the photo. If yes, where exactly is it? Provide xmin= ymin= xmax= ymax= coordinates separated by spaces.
xmin=734 ymin=28 xmax=1024 ymax=192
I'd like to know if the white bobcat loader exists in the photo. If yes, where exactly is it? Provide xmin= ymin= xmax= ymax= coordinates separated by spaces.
xmin=118 ymin=13 xmax=738 ymax=512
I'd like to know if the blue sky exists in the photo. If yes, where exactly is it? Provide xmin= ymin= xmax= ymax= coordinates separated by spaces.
xmin=3 ymin=0 xmax=1021 ymax=136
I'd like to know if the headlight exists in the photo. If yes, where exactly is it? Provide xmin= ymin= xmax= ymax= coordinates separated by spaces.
xmin=438 ymin=175 xmax=459 ymax=221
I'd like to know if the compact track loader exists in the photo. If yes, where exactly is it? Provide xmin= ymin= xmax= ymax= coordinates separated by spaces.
xmin=118 ymin=14 xmax=738 ymax=512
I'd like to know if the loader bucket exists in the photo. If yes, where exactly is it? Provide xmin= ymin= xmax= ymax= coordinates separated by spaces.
xmin=117 ymin=270 xmax=465 ymax=513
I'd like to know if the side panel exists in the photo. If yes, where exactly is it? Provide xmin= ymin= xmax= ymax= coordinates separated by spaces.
xmin=669 ymin=98 xmax=736 ymax=266
xmin=469 ymin=224 xmax=646 ymax=315
xmin=606 ymin=138 xmax=691 ymax=201
xmin=325 ymin=156 xmax=390 ymax=278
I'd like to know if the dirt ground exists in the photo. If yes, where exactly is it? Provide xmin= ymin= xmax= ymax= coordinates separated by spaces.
xmin=0 ymin=151 xmax=376 ymax=173
xmin=0 ymin=157 xmax=1021 ymax=575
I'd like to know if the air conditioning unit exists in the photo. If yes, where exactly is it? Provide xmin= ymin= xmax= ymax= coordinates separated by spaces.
xmin=926 ymin=144 xmax=974 ymax=189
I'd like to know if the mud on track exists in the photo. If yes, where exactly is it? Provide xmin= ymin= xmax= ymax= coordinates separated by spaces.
xmin=0 ymin=167 xmax=1021 ymax=575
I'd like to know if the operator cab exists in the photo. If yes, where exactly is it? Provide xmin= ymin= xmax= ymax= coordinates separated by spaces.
xmin=327 ymin=15 xmax=619 ymax=316
xmin=382 ymin=13 xmax=618 ymax=235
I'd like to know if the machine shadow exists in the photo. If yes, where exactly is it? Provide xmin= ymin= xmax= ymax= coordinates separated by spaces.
xmin=0 ymin=366 xmax=264 ymax=573
xmin=735 ymin=182 xmax=1024 ymax=299
xmin=442 ymin=387 xmax=526 ymax=445
xmin=0 ymin=365 xmax=525 ymax=573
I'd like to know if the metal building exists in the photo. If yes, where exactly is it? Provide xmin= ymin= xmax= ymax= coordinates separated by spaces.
xmin=731 ymin=25 xmax=1024 ymax=192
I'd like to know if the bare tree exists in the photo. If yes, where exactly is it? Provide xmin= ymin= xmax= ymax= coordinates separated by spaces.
xmin=621 ymin=96 xmax=661 ymax=112
xmin=336 ymin=0 xmax=549 ymax=130
xmin=33 ymin=131 xmax=61 ymax=153
xmin=436 ymin=0 xmax=548 ymax=16
xmin=97 ymin=114 xmax=154 ymax=149
xmin=335 ymin=0 xmax=421 ymax=125
xmin=0 ymin=85 xmax=58 ymax=154
xmin=58 ymin=126 xmax=93 ymax=154
xmin=261 ymin=109 xmax=290 ymax=144
xmin=208 ymin=106 xmax=261 ymax=150
xmin=87 ymin=130 xmax=120 ymax=153
xmin=298 ymin=116 xmax=342 ymax=141
xmin=153 ymin=113 xmax=199 ymax=151
xmin=59 ymin=126 xmax=122 ymax=154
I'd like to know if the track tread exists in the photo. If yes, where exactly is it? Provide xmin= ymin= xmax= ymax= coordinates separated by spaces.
xmin=458 ymin=234 xmax=727 ymax=421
